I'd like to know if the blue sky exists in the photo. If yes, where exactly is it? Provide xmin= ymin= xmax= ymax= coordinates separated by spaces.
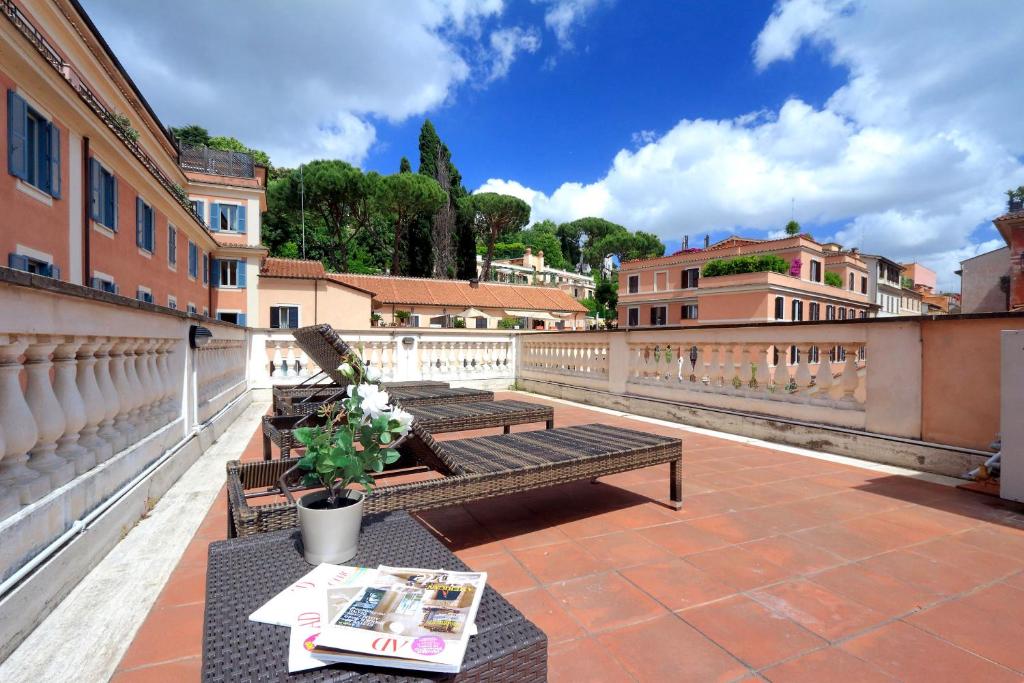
xmin=84 ymin=0 xmax=1024 ymax=289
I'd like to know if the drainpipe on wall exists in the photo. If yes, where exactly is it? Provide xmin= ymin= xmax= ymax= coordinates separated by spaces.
xmin=314 ymin=278 xmax=319 ymax=324
xmin=82 ymin=137 xmax=90 ymax=282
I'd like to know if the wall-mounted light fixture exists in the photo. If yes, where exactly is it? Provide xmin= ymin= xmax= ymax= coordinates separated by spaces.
xmin=189 ymin=325 xmax=212 ymax=349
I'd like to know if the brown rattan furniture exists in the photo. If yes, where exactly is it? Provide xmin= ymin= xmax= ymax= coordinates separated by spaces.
xmin=276 ymin=385 xmax=496 ymax=417
xmin=262 ymin=400 xmax=556 ymax=460
xmin=227 ymin=423 xmax=683 ymax=538
xmin=272 ymin=380 xmax=450 ymax=415
xmin=203 ymin=511 xmax=547 ymax=681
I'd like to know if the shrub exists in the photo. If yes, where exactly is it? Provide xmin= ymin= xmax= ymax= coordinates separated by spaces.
xmin=701 ymin=254 xmax=789 ymax=277
xmin=498 ymin=316 xmax=520 ymax=329
xmin=452 ymin=317 xmax=466 ymax=328
xmin=824 ymin=272 xmax=843 ymax=288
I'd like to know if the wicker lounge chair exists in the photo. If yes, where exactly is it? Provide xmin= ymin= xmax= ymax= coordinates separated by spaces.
xmin=227 ymin=422 xmax=683 ymax=538
xmin=261 ymin=399 xmax=555 ymax=460
xmin=272 ymin=380 xmax=450 ymax=415
xmin=274 ymin=324 xmax=494 ymax=414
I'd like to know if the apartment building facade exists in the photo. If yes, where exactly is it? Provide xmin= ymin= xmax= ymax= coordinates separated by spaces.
xmin=480 ymin=247 xmax=595 ymax=301
xmin=617 ymin=235 xmax=874 ymax=328
xmin=1 ymin=0 xmax=265 ymax=320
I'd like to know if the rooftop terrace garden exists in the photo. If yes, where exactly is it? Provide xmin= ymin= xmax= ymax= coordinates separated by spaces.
xmin=701 ymin=254 xmax=789 ymax=277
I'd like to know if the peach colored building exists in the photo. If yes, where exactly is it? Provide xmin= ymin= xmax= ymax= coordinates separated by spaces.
xmin=994 ymin=209 xmax=1024 ymax=311
xmin=617 ymin=235 xmax=874 ymax=328
xmin=332 ymin=272 xmax=588 ymax=330
xmin=958 ymin=246 xmax=1011 ymax=313
xmin=257 ymin=257 xmax=374 ymax=330
xmin=1 ymin=0 xmax=265 ymax=320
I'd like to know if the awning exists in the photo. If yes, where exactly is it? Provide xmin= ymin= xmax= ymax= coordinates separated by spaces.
xmin=458 ymin=307 xmax=491 ymax=318
xmin=505 ymin=310 xmax=560 ymax=321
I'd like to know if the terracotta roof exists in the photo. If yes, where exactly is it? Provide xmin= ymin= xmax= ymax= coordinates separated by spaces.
xmin=260 ymin=257 xmax=327 ymax=278
xmin=328 ymin=273 xmax=588 ymax=313
xmin=622 ymin=233 xmax=820 ymax=269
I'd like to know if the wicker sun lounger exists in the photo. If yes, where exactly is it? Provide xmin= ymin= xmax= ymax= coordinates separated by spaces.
xmin=227 ymin=422 xmax=683 ymax=538
xmin=271 ymin=381 xmax=450 ymax=415
xmin=276 ymin=386 xmax=496 ymax=417
xmin=261 ymin=400 xmax=555 ymax=460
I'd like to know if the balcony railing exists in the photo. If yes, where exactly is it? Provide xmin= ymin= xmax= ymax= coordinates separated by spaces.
xmin=179 ymin=145 xmax=256 ymax=179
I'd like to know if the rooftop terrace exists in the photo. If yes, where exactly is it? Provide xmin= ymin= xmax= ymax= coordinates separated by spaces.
xmin=4 ymin=393 xmax=1024 ymax=682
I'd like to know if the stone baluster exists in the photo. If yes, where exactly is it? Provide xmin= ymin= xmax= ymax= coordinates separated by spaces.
xmin=0 ymin=336 xmax=47 ymax=504
xmin=769 ymin=345 xmax=788 ymax=391
xmin=53 ymin=337 xmax=93 ymax=475
xmin=709 ymin=345 xmax=725 ymax=387
xmin=0 ymin=423 xmax=17 ymax=518
xmin=76 ymin=338 xmax=113 ymax=464
xmin=814 ymin=346 xmax=835 ymax=399
xmin=94 ymin=339 xmax=123 ymax=454
xmin=109 ymin=340 xmax=137 ymax=446
xmin=24 ymin=337 xmax=74 ymax=489
xmin=144 ymin=339 xmax=163 ymax=425
xmin=124 ymin=340 xmax=147 ymax=430
xmin=840 ymin=343 xmax=862 ymax=402
xmin=133 ymin=339 xmax=156 ymax=431
xmin=793 ymin=344 xmax=814 ymax=395
xmin=752 ymin=345 xmax=771 ymax=392
xmin=153 ymin=339 xmax=171 ymax=424
xmin=271 ymin=344 xmax=284 ymax=378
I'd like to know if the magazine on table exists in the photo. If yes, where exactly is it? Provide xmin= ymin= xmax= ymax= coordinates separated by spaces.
xmin=249 ymin=563 xmax=378 ymax=628
xmin=309 ymin=566 xmax=487 ymax=673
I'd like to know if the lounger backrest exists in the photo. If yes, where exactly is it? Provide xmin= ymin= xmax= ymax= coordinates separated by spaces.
xmin=408 ymin=422 xmax=468 ymax=476
xmin=292 ymin=324 xmax=355 ymax=385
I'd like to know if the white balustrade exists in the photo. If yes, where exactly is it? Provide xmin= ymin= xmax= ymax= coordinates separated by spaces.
xmin=24 ymin=337 xmax=75 ymax=489
xmin=53 ymin=336 xmax=92 ymax=475
xmin=76 ymin=338 xmax=113 ymax=465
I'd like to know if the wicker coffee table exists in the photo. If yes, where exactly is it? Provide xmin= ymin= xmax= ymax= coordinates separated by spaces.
xmin=202 ymin=511 xmax=547 ymax=682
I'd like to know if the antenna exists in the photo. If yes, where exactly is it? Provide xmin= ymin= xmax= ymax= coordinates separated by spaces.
xmin=790 ymin=197 xmax=794 ymax=221
xmin=299 ymin=164 xmax=306 ymax=259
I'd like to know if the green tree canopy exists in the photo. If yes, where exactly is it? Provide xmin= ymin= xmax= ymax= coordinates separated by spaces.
xmin=207 ymin=135 xmax=271 ymax=168
xmin=594 ymin=273 xmax=618 ymax=328
xmin=376 ymin=173 xmax=447 ymax=275
xmin=468 ymin=193 xmax=531 ymax=280
xmin=785 ymin=219 xmax=801 ymax=236
xmin=170 ymin=124 xmax=210 ymax=147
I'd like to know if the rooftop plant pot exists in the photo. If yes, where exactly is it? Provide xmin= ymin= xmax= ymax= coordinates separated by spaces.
xmin=296 ymin=489 xmax=364 ymax=564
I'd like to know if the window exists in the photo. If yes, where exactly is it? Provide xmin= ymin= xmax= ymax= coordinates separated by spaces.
xmin=135 ymin=198 xmax=155 ymax=253
xmin=190 ymin=199 xmax=205 ymax=224
xmin=167 ymin=225 xmax=177 ymax=266
xmin=791 ymin=299 xmax=804 ymax=321
xmin=270 ymin=305 xmax=299 ymax=329
xmin=809 ymin=302 xmax=820 ymax=321
xmin=848 ymin=272 xmax=855 ymax=290
xmin=210 ymin=203 xmax=247 ymax=232
xmin=627 ymin=275 xmax=639 ymax=294
xmin=90 ymin=274 xmax=117 ymax=294
xmin=848 ymin=308 xmax=855 ymax=319
xmin=682 ymin=268 xmax=699 ymax=289
xmin=7 ymin=91 xmax=61 ymax=197
xmin=860 ymin=276 xmax=867 ymax=294
xmin=203 ymin=307 xmax=209 ymax=317
xmin=8 ymin=252 xmax=59 ymax=279
xmin=475 ymin=317 xmax=487 ymax=329
xmin=810 ymin=260 xmax=822 ymax=282
xmin=88 ymin=159 xmax=117 ymax=230
xmin=168 ymin=295 xmax=177 ymax=310
xmin=826 ymin=305 xmax=835 ymax=320
xmin=216 ymin=311 xmax=246 ymax=325
xmin=839 ymin=307 xmax=847 ymax=320
xmin=627 ymin=307 xmax=639 ymax=327
xmin=681 ymin=304 xmax=698 ymax=320
xmin=774 ymin=296 xmax=785 ymax=320
xmin=136 ymin=287 xmax=153 ymax=304
xmin=650 ymin=306 xmax=667 ymax=326
xmin=215 ymin=258 xmax=246 ymax=288
xmin=188 ymin=241 xmax=198 ymax=279
xmin=859 ymin=310 xmax=867 ymax=318
xmin=202 ymin=254 xmax=209 ymax=285
xmin=187 ymin=303 xmax=197 ymax=314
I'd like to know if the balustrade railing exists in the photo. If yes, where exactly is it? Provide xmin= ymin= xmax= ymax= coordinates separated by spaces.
xmin=521 ymin=340 xmax=609 ymax=381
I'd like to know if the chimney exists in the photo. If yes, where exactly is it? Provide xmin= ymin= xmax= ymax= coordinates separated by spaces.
xmin=469 ymin=278 xmax=480 ymax=289
xmin=704 ymin=234 xmax=710 ymax=248
xmin=683 ymin=235 xmax=689 ymax=249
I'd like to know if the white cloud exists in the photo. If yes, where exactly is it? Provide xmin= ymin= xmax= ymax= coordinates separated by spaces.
xmin=536 ymin=0 xmax=606 ymax=48
xmin=83 ymin=0 xmax=510 ymax=167
xmin=631 ymin=129 xmax=656 ymax=146
xmin=479 ymin=0 xmax=1024 ymax=290
xmin=487 ymin=27 xmax=541 ymax=82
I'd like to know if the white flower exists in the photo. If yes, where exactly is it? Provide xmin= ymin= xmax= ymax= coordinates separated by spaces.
xmin=337 ymin=362 xmax=354 ymax=379
xmin=364 ymin=366 xmax=382 ymax=383
xmin=355 ymin=383 xmax=391 ymax=420
xmin=388 ymin=407 xmax=414 ymax=435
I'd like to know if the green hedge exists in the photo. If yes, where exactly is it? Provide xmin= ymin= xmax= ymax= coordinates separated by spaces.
xmin=824 ymin=271 xmax=843 ymax=287
xmin=701 ymin=254 xmax=789 ymax=277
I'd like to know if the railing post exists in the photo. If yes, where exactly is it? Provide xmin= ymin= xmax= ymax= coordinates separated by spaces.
xmin=25 ymin=336 xmax=74 ymax=489
xmin=53 ymin=336 xmax=92 ymax=475
xmin=0 ymin=335 xmax=47 ymax=505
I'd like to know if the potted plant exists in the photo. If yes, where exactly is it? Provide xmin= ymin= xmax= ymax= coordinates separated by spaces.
xmin=284 ymin=359 xmax=413 ymax=564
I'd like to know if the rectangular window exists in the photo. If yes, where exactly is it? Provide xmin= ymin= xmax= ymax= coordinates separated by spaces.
xmin=88 ymin=159 xmax=117 ymax=230
xmin=8 ymin=91 xmax=61 ymax=197
xmin=627 ymin=275 xmax=639 ymax=294
xmin=809 ymin=302 xmax=820 ymax=321
xmin=168 ymin=295 xmax=177 ymax=310
xmin=269 ymin=305 xmax=299 ymax=329
xmin=216 ymin=311 xmax=242 ymax=325
xmin=187 ymin=303 xmax=197 ymax=314
xmin=135 ymin=198 xmax=155 ymax=252
xmin=190 ymin=199 xmax=205 ymax=224
xmin=136 ymin=287 xmax=153 ymax=304
xmin=774 ymin=296 xmax=785 ymax=320
xmin=188 ymin=241 xmax=198 ymax=278
xmin=859 ymin=310 xmax=867 ymax=318
xmin=627 ymin=307 xmax=639 ymax=327
xmin=167 ymin=225 xmax=177 ymax=266
xmin=210 ymin=203 xmax=247 ymax=232
xmin=791 ymin=299 xmax=803 ymax=321
xmin=90 ymin=275 xmax=117 ymax=294
xmin=860 ymin=276 xmax=867 ymax=294
xmin=826 ymin=305 xmax=835 ymax=320
xmin=650 ymin=306 xmax=667 ymax=326
xmin=681 ymin=304 xmax=698 ymax=320
xmin=8 ymin=252 xmax=59 ymax=279
xmin=682 ymin=268 xmax=699 ymax=289
xmin=839 ymin=307 xmax=848 ymax=320
xmin=849 ymin=272 xmax=855 ymax=290
xmin=213 ymin=258 xmax=247 ymax=288
xmin=475 ymin=317 xmax=487 ymax=329
xmin=810 ymin=261 xmax=821 ymax=282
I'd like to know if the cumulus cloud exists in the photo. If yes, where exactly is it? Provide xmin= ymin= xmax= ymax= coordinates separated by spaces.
xmin=631 ymin=129 xmax=657 ymax=147
xmin=535 ymin=0 xmax=607 ymax=48
xmin=84 ymin=0 xmax=513 ymax=167
xmin=479 ymin=0 xmax=1024 ymax=289
xmin=487 ymin=26 xmax=541 ymax=82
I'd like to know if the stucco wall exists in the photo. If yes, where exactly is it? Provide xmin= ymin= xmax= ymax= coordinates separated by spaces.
xmin=960 ymin=247 xmax=1009 ymax=313
xmin=257 ymin=278 xmax=372 ymax=329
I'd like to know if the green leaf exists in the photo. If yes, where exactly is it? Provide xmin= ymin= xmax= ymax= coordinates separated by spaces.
xmin=300 ymin=473 xmax=320 ymax=488
xmin=297 ymin=452 xmax=317 ymax=471
xmin=293 ymin=427 xmax=317 ymax=445
xmin=382 ymin=449 xmax=401 ymax=465
xmin=379 ymin=431 xmax=392 ymax=444
xmin=316 ymin=459 xmax=336 ymax=476
xmin=370 ymin=457 xmax=384 ymax=473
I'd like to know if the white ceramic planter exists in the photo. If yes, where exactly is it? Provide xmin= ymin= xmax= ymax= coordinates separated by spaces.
xmin=296 ymin=489 xmax=364 ymax=564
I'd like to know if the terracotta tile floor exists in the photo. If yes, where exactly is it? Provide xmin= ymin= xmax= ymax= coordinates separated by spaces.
xmin=111 ymin=393 xmax=1024 ymax=682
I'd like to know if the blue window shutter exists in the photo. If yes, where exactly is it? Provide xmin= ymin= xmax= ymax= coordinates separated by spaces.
xmin=147 ymin=206 xmax=155 ymax=252
xmin=203 ymin=254 xmax=209 ymax=284
xmin=7 ymin=91 xmax=28 ymax=180
xmin=237 ymin=205 xmax=246 ymax=233
xmin=237 ymin=260 xmax=247 ymax=288
xmin=136 ymin=197 xmax=143 ymax=248
xmin=210 ymin=203 xmax=220 ymax=230
xmin=211 ymin=258 xmax=220 ymax=287
xmin=110 ymin=175 xmax=119 ymax=231
xmin=89 ymin=159 xmax=100 ymax=220
xmin=50 ymin=264 xmax=60 ymax=280
xmin=49 ymin=123 xmax=60 ymax=197
xmin=8 ymin=253 xmax=29 ymax=271
xmin=196 ymin=200 xmax=205 ymax=224
xmin=237 ymin=313 xmax=246 ymax=327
